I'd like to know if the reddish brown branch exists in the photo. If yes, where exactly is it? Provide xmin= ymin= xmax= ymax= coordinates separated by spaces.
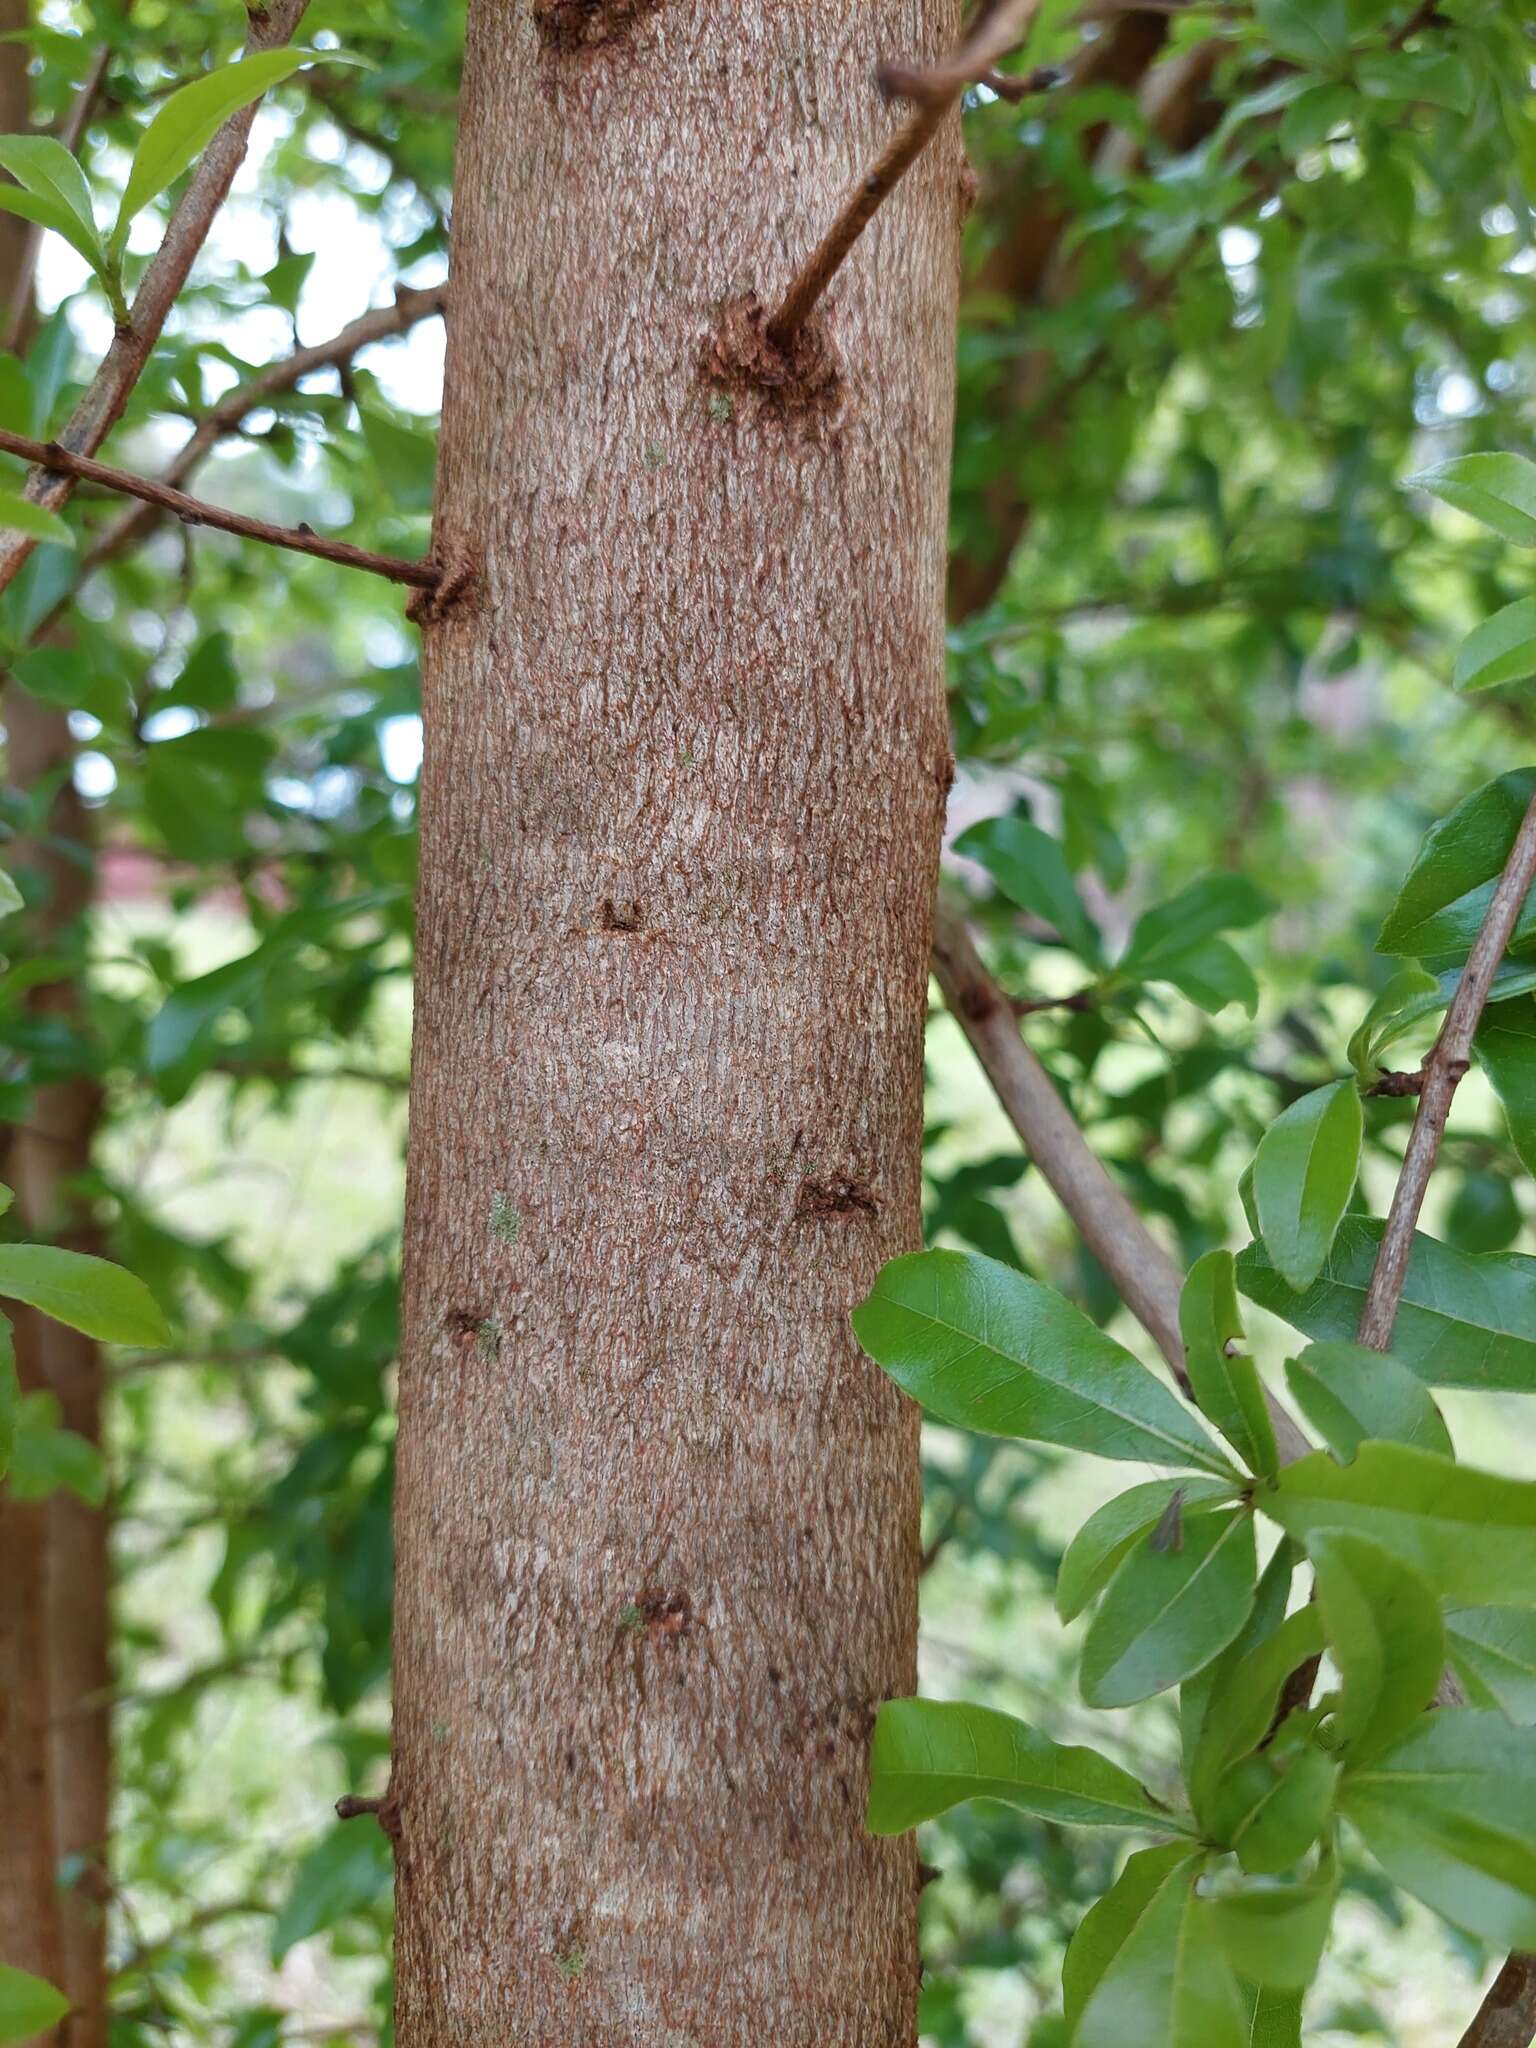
xmin=0 ymin=423 xmax=436 ymax=588
xmin=0 ymin=0 xmax=313 ymax=600
xmin=1460 ymin=1956 xmax=1536 ymax=2048
xmin=1356 ymin=791 xmax=1536 ymax=1351
xmin=767 ymin=0 xmax=1043 ymax=347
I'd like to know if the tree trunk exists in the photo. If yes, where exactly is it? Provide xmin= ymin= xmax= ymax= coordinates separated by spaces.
xmin=392 ymin=4 xmax=961 ymax=2041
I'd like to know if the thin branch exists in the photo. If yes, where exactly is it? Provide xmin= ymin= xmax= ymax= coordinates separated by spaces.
xmin=1460 ymin=1956 xmax=1536 ymax=2048
xmin=0 ymin=424 xmax=436 ymax=589
xmin=0 ymin=0 xmax=313 ymax=600
xmin=1356 ymin=792 xmax=1536 ymax=1351
xmin=767 ymin=0 xmax=1043 ymax=347
xmin=932 ymin=898 xmax=1312 ymax=1463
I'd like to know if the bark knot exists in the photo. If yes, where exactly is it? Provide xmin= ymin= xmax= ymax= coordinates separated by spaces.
xmin=533 ymin=0 xmax=661 ymax=50
xmin=797 ymin=1176 xmax=880 ymax=1220
xmin=704 ymin=294 xmax=843 ymax=434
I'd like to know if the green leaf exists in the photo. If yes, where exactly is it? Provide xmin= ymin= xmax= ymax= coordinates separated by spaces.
xmin=1072 ymin=1849 xmax=1248 ymax=2048
xmin=1238 ymin=1218 xmax=1536 ymax=1393
xmin=853 ymin=1251 xmax=1231 ymax=1472
xmin=1455 ymin=597 xmax=1536 ymax=695
xmin=0 ymin=1965 xmax=69 ymax=2044
xmin=1446 ymin=1609 xmax=1536 ymax=1725
xmin=7 ymin=1392 xmax=107 ymax=1504
xmin=0 ymin=865 xmax=21 ymax=916
xmin=0 ymin=1243 xmax=169 ymax=1346
xmin=865 ymin=1697 xmax=1190 ymax=1836
xmin=1343 ymin=1711 xmax=1536 ymax=1948
xmin=1081 ymin=1507 xmax=1257 ymax=1708
xmin=1181 ymin=1542 xmax=1301 ymax=1798
xmin=1282 ymin=1341 xmax=1451 ymax=1461
xmin=1405 ymin=454 xmax=1536 ymax=548
xmin=1256 ymin=0 xmax=1349 ymax=70
xmin=1261 ymin=1443 xmax=1536 ymax=1606
xmin=1180 ymin=1252 xmax=1278 ymax=1479
xmin=954 ymin=815 xmax=1102 ymax=964
xmin=1474 ymin=998 xmax=1536 ymax=1177
xmin=1252 ymin=1081 xmax=1361 ymax=1293
xmin=1356 ymin=48 xmax=1472 ymax=112
xmin=0 ymin=489 xmax=72 ymax=547
xmin=1063 ymin=1845 xmax=1200 ymax=2032
xmin=1211 ymin=1738 xmax=1339 ymax=1876
xmin=1347 ymin=964 xmax=1438 ymax=1082
xmin=1057 ymin=1477 xmax=1236 ymax=1623
xmin=1240 ymin=1983 xmax=1303 ymax=2048
xmin=1155 ymin=936 xmax=1260 ymax=1017
xmin=1205 ymin=1855 xmax=1338 ymax=1989
xmin=0 ymin=183 xmax=103 ymax=278
xmin=1310 ymin=1532 xmax=1443 ymax=1764
xmin=116 ymin=50 xmax=354 ymax=248
xmin=1119 ymin=875 xmax=1271 ymax=981
xmin=271 ymin=1820 xmax=392 ymax=1959
xmin=1377 ymin=769 xmax=1536 ymax=959
xmin=0 ymin=135 xmax=97 ymax=242
xmin=1188 ymin=1606 xmax=1327 ymax=1824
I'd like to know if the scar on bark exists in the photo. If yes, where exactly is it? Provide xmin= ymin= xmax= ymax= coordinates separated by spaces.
xmin=598 ymin=897 xmax=644 ymax=932
xmin=619 ymin=1590 xmax=694 ymax=1640
xmin=704 ymin=293 xmax=843 ymax=433
xmin=797 ymin=1176 xmax=880 ymax=1219
xmin=533 ymin=0 xmax=662 ymax=51
xmin=336 ymin=1787 xmax=402 ymax=1844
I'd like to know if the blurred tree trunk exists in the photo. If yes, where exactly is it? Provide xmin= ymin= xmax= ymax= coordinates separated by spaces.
xmin=392 ymin=2 xmax=961 ymax=2040
xmin=0 ymin=8 xmax=111 ymax=2041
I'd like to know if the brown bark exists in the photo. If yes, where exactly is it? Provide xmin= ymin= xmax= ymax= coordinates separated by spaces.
xmin=392 ymin=3 xmax=961 ymax=2041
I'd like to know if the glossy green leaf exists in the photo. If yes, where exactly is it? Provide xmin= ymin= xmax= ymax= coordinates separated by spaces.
xmin=1182 ymin=1544 xmax=1302 ymax=1800
xmin=1343 ymin=1711 xmax=1536 ymax=1949
xmin=0 ymin=134 xmax=96 ymax=241
xmin=0 ymin=1243 xmax=169 ymax=1346
xmin=1282 ymin=1341 xmax=1452 ymax=1461
xmin=953 ymin=815 xmax=1102 ymax=964
xmin=271 ymin=1821 xmax=392 ymax=1960
xmin=1310 ymin=1532 xmax=1443 ymax=1764
xmin=1155 ymin=936 xmax=1259 ymax=1017
xmin=0 ymin=490 xmax=72 ymax=547
xmin=1261 ymin=1443 xmax=1536 ymax=1606
xmin=1057 ymin=1477 xmax=1236 ymax=1623
xmin=0 ymin=183 xmax=103 ymax=277
xmin=1081 ymin=1507 xmax=1256 ymax=1708
xmin=1446 ymin=1609 xmax=1536 ymax=1724
xmin=1189 ymin=1606 xmax=1326 ymax=1823
xmin=1474 ymin=999 xmax=1536 ymax=1177
xmin=1212 ymin=1738 xmax=1339 ymax=1876
xmin=1346 ymin=963 xmax=1438 ymax=1082
xmin=1405 ymin=454 xmax=1536 ymax=547
xmin=1072 ymin=1848 xmax=1248 ymax=2048
xmin=1255 ymin=0 xmax=1348 ymax=70
xmin=1377 ymin=769 xmax=1536 ymax=959
xmin=1240 ymin=1983 xmax=1303 ymax=2048
xmin=1357 ymin=48 xmax=1472 ymax=112
xmin=866 ymin=1698 xmax=1190 ymax=1836
xmin=1119 ymin=875 xmax=1271 ymax=980
xmin=1455 ymin=597 xmax=1536 ymax=695
xmin=1062 ymin=1845 xmax=1199 ymax=2033
xmin=1238 ymin=1219 xmax=1536 ymax=1392
xmin=1205 ymin=1855 xmax=1338 ymax=1989
xmin=1180 ymin=1252 xmax=1277 ymax=1479
xmin=0 ymin=1965 xmax=69 ymax=2044
xmin=853 ymin=1251 xmax=1231 ymax=1471
xmin=1252 ymin=1081 xmax=1361 ymax=1293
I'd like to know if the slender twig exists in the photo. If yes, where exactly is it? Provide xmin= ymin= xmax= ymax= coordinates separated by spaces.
xmin=767 ymin=0 xmax=1043 ymax=347
xmin=1356 ymin=792 xmax=1536 ymax=1351
xmin=0 ymin=424 xmax=436 ymax=588
xmin=932 ymin=898 xmax=1312 ymax=1463
xmin=1460 ymin=1955 xmax=1536 ymax=2048
xmin=0 ymin=0 xmax=313 ymax=600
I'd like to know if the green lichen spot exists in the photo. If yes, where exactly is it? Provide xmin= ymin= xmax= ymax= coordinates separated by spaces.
xmin=643 ymin=440 xmax=667 ymax=471
xmin=476 ymin=1316 xmax=503 ymax=1360
xmin=707 ymin=392 xmax=733 ymax=423
xmin=617 ymin=1602 xmax=645 ymax=1635
xmin=489 ymin=1194 xmax=520 ymax=1243
xmin=555 ymin=1946 xmax=587 ymax=1981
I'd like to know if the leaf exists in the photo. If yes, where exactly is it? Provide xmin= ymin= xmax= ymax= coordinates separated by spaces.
xmin=271 ymin=1822 xmax=392 ymax=1960
xmin=1057 ymin=1477 xmax=1237 ymax=1623
xmin=0 ymin=489 xmax=72 ymax=547
xmin=1181 ymin=1542 xmax=1301 ymax=1798
xmin=1205 ymin=1856 xmax=1338 ymax=1989
xmin=0 ymin=1243 xmax=169 ymax=1345
xmin=1188 ymin=1607 xmax=1327 ymax=1824
xmin=1282 ymin=1341 xmax=1452 ymax=1461
xmin=1343 ymin=1711 xmax=1536 ymax=1949
xmin=1446 ymin=1609 xmax=1536 ymax=1725
xmin=1405 ymin=454 xmax=1536 ymax=548
xmin=1180 ymin=1252 xmax=1277 ymax=1479
xmin=1252 ymin=1082 xmax=1361 ymax=1293
xmin=865 ymin=1698 xmax=1191 ymax=1836
xmin=6 ymin=1392 xmax=107 ymax=1504
xmin=1255 ymin=0 xmax=1349 ymax=70
xmin=1310 ymin=1532 xmax=1444 ymax=1764
xmin=953 ymin=815 xmax=1102 ymax=964
xmin=1081 ymin=1507 xmax=1257 ymax=1708
xmin=1377 ymin=769 xmax=1536 ymax=959
xmin=0 ymin=135 xmax=97 ymax=243
xmin=1346 ymin=964 xmax=1438 ymax=1082
xmin=1072 ymin=1849 xmax=1248 ymax=2048
xmin=115 ymin=50 xmax=356 ymax=248
xmin=1261 ymin=1443 xmax=1536 ymax=1607
xmin=1455 ymin=597 xmax=1536 ymax=695
xmin=1154 ymin=935 xmax=1260 ymax=1018
xmin=1063 ymin=1844 xmax=1199 ymax=2031
xmin=1210 ymin=1739 xmax=1339 ymax=1876
xmin=0 ymin=1965 xmax=69 ymax=2044
xmin=1474 ymin=999 xmax=1536 ymax=1177
xmin=0 ymin=865 xmax=20 ymax=916
xmin=1356 ymin=48 xmax=1472 ymax=112
xmin=853 ymin=1251 xmax=1231 ymax=1472
xmin=0 ymin=183 xmax=104 ymax=278
xmin=1119 ymin=875 xmax=1271 ymax=981
xmin=1240 ymin=1983 xmax=1303 ymax=2048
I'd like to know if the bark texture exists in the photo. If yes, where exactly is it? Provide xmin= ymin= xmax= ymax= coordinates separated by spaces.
xmin=393 ymin=3 xmax=962 ymax=2041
